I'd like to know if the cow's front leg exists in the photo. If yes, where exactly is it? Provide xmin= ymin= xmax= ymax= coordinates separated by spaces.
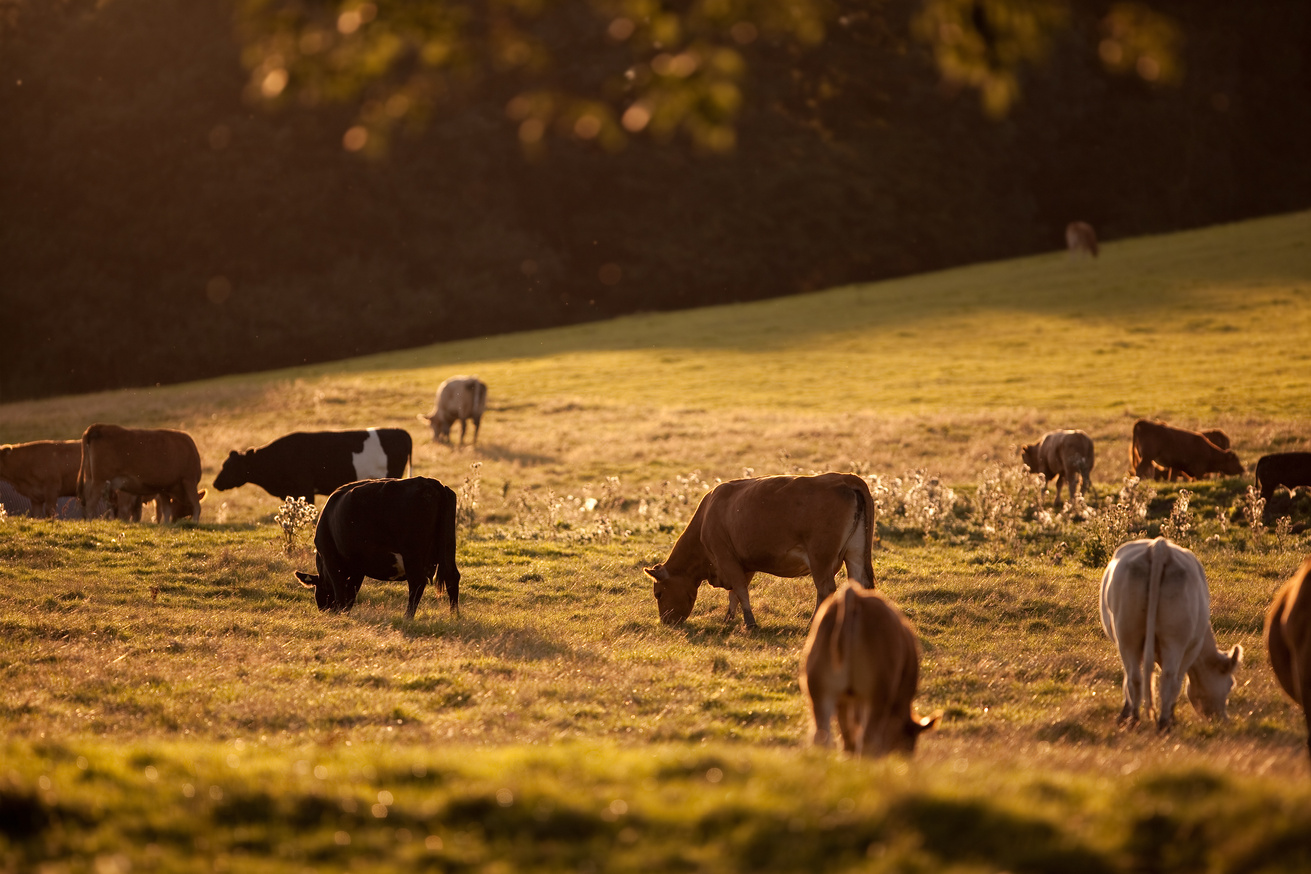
xmin=725 ymin=589 xmax=739 ymax=624
xmin=732 ymin=585 xmax=757 ymax=629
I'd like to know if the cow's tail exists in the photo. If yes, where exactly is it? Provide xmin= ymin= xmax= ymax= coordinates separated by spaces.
xmin=850 ymin=481 xmax=877 ymax=588
xmin=1143 ymin=537 xmax=1166 ymax=723
xmin=828 ymin=583 xmax=860 ymax=682
xmin=76 ymin=426 xmax=100 ymax=509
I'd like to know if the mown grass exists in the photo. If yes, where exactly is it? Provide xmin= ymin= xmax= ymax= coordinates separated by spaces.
xmin=3 ymin=211 xmax=1311 ymax=870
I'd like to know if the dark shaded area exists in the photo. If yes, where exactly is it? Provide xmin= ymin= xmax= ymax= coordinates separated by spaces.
xmin=2 ymin=0 xmax=1309 ymax=402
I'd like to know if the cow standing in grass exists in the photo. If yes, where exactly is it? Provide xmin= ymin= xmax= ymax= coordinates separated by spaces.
xmin=418 ymin=376 xmax=487 ymax=447
xmin=77 ymin=424 xmax=206 ymax=522
xmin=1255 ymin=452 xmax=1311 ymax=503
xmin=801 ymin=583 xmax=938 ymax=757
xmin=644 ymin=473 xmax=877 ymax=630
xmin=1130 ymin=419 xmax=1243 ymax=481
xmin=0 ymin=439 xmax=81 ymax=518
xmin=1100 ymin=538 xmax=1242 ymax=730
xmin=295 ymin=477 xmax=460 ymax=620
xmin=1020 ymin=429 xmax=1095 ymax=507
xmin=214 ymin=428 xmax=412 ymax=504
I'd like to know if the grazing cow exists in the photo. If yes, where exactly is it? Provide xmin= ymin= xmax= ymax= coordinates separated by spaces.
xmin=1265 ymin=557 xmax=1311 ymax=761
xmin=0 ymin=440 xmax=81 ymax=518
xmin=1255 ymin=453 xmax=1311 ymax=503
xmin=1099 ymin=538 xmax=1242 ymax=730
xmin=1130 ymin=419 xmax=1243 ymax=481
xmin=1019 ymin=429 xmax=1095 ymax=506
xmin=1065 ymin=221 xmax=1098 ymax=257
xmin=294 ymin=477 xmax=460 ymax=619
xmin=800 ymin=583 xmax=939 ymax=757
xmin=418 ymin=376 xmax=487 ymax=446
xmin=643 ymin=473 xmax=877 ymax=630
xmin=77 ymin=424 xmax=205 ymax=521
xmin=1152 ymin=428 xmax=1232 ymax=481
xmin=213 ymin=428 xmax=412 ymax=504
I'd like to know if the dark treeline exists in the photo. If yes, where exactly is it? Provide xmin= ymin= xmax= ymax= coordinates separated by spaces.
xmin=2 ymin=0 xmax=1309 ymax=402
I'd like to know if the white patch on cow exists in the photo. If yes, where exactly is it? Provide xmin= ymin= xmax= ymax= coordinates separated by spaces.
xmin=352 ymin=428 xmax=389 ymax=480
xmin=392 ymin=553 xmax=406 ymax=580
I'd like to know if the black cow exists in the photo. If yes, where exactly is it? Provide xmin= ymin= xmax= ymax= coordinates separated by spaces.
xmin=294 ymin=477 xmax=460 ymax=619
xmin=1255 ymin=452 xmax=1311 ymax=502
xmin=214 ymin=428 xmax=412 ymax=503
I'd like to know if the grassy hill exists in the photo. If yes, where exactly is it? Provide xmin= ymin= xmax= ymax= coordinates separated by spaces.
xmin=2 ymin=211 xmax=1311 ymax=871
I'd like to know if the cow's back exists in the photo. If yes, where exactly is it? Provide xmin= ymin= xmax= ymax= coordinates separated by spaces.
xmin=83 ymin=424 xmax=201 ymax=486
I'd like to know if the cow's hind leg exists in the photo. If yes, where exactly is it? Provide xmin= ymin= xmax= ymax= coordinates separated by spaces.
xmin=1116 ymin=646 xmax=1144 ymax=728
xmin=404 ymin=569 xmax=430 ymax=620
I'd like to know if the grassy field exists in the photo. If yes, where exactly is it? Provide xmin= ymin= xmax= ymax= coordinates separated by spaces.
xmin=3 ymin=210 xmax=1311 ymax=872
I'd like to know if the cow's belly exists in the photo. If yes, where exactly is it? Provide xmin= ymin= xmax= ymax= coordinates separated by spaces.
xmin=349 ymin=552 xmax=409 ymax=581
xmin=747 ymin=547 xmax=812 ymax=579
xmin=351 ymin=429 xmax=390 ymax=480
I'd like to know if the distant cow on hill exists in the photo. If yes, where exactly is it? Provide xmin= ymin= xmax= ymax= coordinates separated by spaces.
xmin=418 ymin=376 xmax=487 ymax=446
xmin=1255 ymin=453 xmax=1311 ymax=503
xmin=294 ymin=477 xmax=460 ymax=620
xmin=644 ymin=473 xmax=877 ymax=630
xmin=213 ymin=428 xmax=412 ymax=504
xmin=1066 ymin=221 xmax=1098 ymax=257
xmin=1130 ymin=419 xmax=1243 ymax=482
xmin=0 ymin=439 xmax=81 ymax=518
xmin=1020 ymin=429 xmax=1095 ymax=506
xmin=77 ymin=424 xmax=205 ymax=522
xmin=800 ymin=583 xmax=938 ymax=758
xmin=1100 ymin=538 xmax=1242 ymax=731
xmin=1265 ymin=556 xmax=1311 ymax=762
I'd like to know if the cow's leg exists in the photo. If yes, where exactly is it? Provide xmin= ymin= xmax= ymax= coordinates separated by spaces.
xmin=725 ymin=590 xmax=740 ymax=624
xmin=472 ymin=416 xmax=482 ymax=445
xmin=1299 ymin=670 xmax=1311 ymax=761
xmin=404 ymin=569 xmax=429 ymax=620
xmin=835 ymin=697 xmax=860 ymax=754
xmin=732 ymin=585 xmax=757 ymax=629
xmin=1116 ymin=645 xmax=1143 ymax=727
xmin=457 ymin=419 xmax=468 ymax=447
xmin=804 ymin=676 xmax=836 ymax=748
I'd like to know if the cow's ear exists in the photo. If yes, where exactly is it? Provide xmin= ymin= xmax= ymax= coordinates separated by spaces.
xmin=916 ymin=712 xmax=942 ymax=734
xmin=1225 ymin=644 xmax=1244 ymax=671
xmin=227 ymin=450 xmax=239 ymax=459
xmin=294 ymin=571 xmax=318 ymax=588
xmin=643 ymin=566 xmax=664 ymax=582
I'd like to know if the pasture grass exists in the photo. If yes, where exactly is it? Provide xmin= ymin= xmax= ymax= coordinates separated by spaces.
xmin=3 ymin=210 xmax=1311 ymax=870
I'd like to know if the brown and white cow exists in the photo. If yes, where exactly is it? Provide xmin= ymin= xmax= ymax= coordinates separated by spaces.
xmin=77 ymin=424 xmax=205 ymax=522
xmin=644 ymin=472 xmax=877 ymax=629
xmin=1020 ymin=429 xmax=1095 ymax=506
xmin=1264 ymin=557 xmax=1311 ymax=762
xmin=800 ymin=583 xmax=938 ymax=757
xmin=418 ymin=376 xmax=487 ymax=446
xmin=1065 ymin=221 xmax=1098 ymax=257
xmin=1130 ymin=419 xmax=1243 ymax=481
xmin=1100 ymin=537 xmax=1242 ymax=730
xmin=0 ymin=439 xmax=81 ymax=518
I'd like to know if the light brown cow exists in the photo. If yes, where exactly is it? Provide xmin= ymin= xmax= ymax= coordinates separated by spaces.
xmin=1264 ymin=557 xmax=1311 ymax=762
xmin=77 ymin=424 xmax=205 ymax=522
xmin=1020 ymin=429 xmax=1095 ymax=506
xmin=1066 ymin=221 xmax=1099 ymax=257
xmin=644 ymin=473 xmax=876 ymax=629
xmin=800 ymin=583 xmax=938 ymax=757
xmin=1100 ymin=538 xmax=1242 ymax=730
xmin=418 ymin=376 xmax=487 ymax=446
xmin=1130 ymin=419 xmax=1243 ymax=481
xmin=0 ymin=439 xmax=81 ymax=518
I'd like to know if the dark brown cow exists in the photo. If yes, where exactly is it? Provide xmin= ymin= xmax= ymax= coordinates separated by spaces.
xmin=1153 ymin=428 xmax=1232 ymax=481
xmin=1255 ymin=453 xmax=1311 ymax=503
xmin=77 ymin=424 xmax=205 ymax=522
xmin=644 ymin=473 xmax=876 ymax=629
xmin=0 ymin=440 xmax=81 ymax=518
xmin=800 ymin=583 xmax=938 ymax=757
xmin=1265 ymin=557 xmax=1311 ymax=762
xmin=1130 ymin=419 xmax=1243 ymax=481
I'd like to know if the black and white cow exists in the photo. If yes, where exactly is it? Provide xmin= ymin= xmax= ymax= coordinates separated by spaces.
xmin=213 ymin=428 xmax=412 ymax=503
xmin=1255 ymin=452 xmax=1311 ymax=503
xmin=294 ymin=477 xmax=460 ymax=619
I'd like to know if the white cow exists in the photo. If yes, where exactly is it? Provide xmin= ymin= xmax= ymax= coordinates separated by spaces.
xmin=1019 ymin=429 xmax=1095 ymax=507
xmin=1100 ymin=537 xmax=1242 ymax=730
xmin=418 ymin=376 xmax=487 ymax=446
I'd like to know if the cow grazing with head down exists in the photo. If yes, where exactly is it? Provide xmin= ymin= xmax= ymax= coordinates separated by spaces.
xmin=1020 ymin=429 xmax=1095 ymax=506
xmin=77 ymin=424 xmax=205 ymax=521
xmin=1254 ymin=452 xmax=1311 ymax=503
xmin=1130 ymin=419 xmax=1243 ymax=482
xmin=0 ymin=440 xmax=81 ymax=518
xmin=214 ymin=428 xmax=412 ymax=504
xmin=1066 ymin=221 xmax=1098 ymax=257
xmin=1265 ymin=557 xmax=1311 ymax=762
xmin=418 ymin=376 xmax=487 ymax=446
xmin=1100 ymin=537 xmax=1242 ymax=731
xmin=801 ymin=583 xmax=938 ymax=757
xmin=1152 ymin=428 xmax=1232 ymax=481
xmin=294 ymin=477 xmax=460 ymax=620
xmin=644 ymin=473 xmax=877 ymax=630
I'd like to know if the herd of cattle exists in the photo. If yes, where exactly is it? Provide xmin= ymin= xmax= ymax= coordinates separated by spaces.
xmin=3 ymin=392 xmax=1311 ymax=762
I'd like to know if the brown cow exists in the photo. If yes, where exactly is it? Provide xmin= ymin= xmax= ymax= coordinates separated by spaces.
xmin=77 ymin=424 xmax=205 ymax=522
xmin=0 ymin=439 xmax=81 ymax=518
xmin=1020 ymin=429 xmax=1095 ymax=506
xmin=1066 ymin=221 xmax=1098 ymax=257
xmin=1153 ymin=428 xmax=1232 ymax=481
xmin=800 ymin=583 xmax=938 ymax=757
xmin=644 ymin=473 xmax=877 ymax=629
xmin=1130 ymin=419 xmax=1243 ymax=481
xmin=1265 ymin=557 xmax=1311 ymax=761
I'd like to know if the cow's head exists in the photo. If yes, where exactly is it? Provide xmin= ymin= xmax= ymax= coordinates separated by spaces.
xmin=1185 ymin=644 xmax=1243 ymax=720
xmin=213 ymin=450 xmax=252 ymax=491
xmin=645 ymin=564 xmax=699 ymax=625
xmin=1217 ymin=451 xmax=1245 ymax=477
xmin=416 ymin=412 xmax=453 ymax=444
xmin=1019 ymin=443 xmax=1041 ymax=474
xmin=295 ymin=570 xmax=337 ymax=611
xmin=883 ymin=712 xmax=941 ymax=756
